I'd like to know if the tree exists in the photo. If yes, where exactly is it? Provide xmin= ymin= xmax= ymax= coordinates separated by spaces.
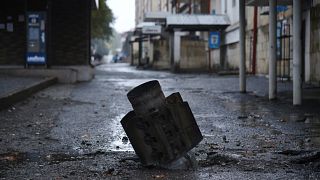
xmin=91 ymin=0 xmax=114 ymax=40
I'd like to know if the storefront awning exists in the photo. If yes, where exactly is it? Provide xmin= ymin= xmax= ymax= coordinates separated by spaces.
xmin=134 ymin=22 xmax=162 ymax=36
xmin=144 ymin=12 xmax=172 ymax=23
xmin=246 ymin=0 xmax=292 ymax=6
xmin=136 ymin=22 xmax=156 ymax=29
xmin=166 ymin=14 xmax=230 ymax=31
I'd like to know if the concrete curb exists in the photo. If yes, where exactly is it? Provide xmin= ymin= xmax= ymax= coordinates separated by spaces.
xmin=0 ymin=77 xmax=58 ymax=110
xmin=0 ymin=66 xmax=94 ymax=83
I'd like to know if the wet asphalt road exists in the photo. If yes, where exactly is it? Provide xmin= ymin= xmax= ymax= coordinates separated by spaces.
xmin=0 ymin=63 xmax=320 ymax=179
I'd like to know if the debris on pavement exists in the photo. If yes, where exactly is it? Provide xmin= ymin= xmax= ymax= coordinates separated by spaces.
xmin=121 ymin=80 xmax=203 ymax=168
xmin=152 ymin=174 xmax=166 ymax=179
xmin=200 ymin=152 xmax=240 ymax=167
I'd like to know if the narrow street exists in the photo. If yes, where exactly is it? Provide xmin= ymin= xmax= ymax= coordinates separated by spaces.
xmin=1 ymin=63 xmax=320 ymax=179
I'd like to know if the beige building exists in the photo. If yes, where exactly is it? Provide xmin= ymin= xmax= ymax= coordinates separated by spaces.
xmin=132 ymin=0 xmax=320 ymax=105
xmin=218 ymin=0 xmax=320 ymax=105
xmin=209 ymin=0 xmax=320 ymax=86
xmin=134 ymin=0 xmax=227 ymax=71
xmin=135 ymin=0 xmax=170 ymax=25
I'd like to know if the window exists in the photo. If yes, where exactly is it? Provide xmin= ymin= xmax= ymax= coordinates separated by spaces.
xmin=232 ymin=0 xmax=236 ymax=7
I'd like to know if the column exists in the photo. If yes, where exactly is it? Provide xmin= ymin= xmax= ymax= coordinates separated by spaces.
xmin=269 ymin=0 xmax=277 ymax=100
xmin=173 ymin=30 xmax=181 ymax=71
xmin=149 ymin=36 xmax=154 ymax=64
xmin=293 ymin=0 xmax=302 ymax=105
xmin=239 ymin=0 xmax=246 ymax=93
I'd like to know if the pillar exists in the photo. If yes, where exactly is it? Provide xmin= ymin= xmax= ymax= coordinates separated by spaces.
xmin=305 ymin=10 xmax=311 ymax=83
xmin=269 ymin=0 xmax=277 ymax=100
xmin=138 ymin=32 xmax=143 ymax=66
xmin=293 ymin=0 xmax=302 ymax=105
xmin=239 ymin=0 xmax=246 ymax=93
xmin=173 ymin=30 xmax=181 ymax=71
xmin=148 ymin=36 xmax=154 ymax=64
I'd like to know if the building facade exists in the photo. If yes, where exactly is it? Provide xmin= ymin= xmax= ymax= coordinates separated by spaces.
xmin=134 ymin=0 xmax=320 ymax=87
xmin=134 ymin=0 xmax=223 ymax=72
xmin=135 ymin=0 xmax=170 ymax=25
xmin=209 ymin=0 xmax=320 ymax=86
xmin=0 ymin=0 xmax=97 ymax=83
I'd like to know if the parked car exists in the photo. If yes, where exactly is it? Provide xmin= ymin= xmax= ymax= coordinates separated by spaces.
xmin=112 ymin=54 xmax=119 ymax=63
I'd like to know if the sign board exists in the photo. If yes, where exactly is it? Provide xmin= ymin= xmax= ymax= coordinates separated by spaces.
xmin=26 ymin=12 xmax=46 ymax=65
xmin=142 ymin=25 xmax=161 ymax=35
xmin=6 ymin=23 xmax=13 ymax=32
xmin=277 ymin=6 xmax=288 ymax=12
xmin=209 ymin=32 xmax=220 ymax=49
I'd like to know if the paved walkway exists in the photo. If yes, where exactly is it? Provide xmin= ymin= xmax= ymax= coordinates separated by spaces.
xmin=0 ymin=74 xmax=57 ymax=109
xmin=0 ymin=75 xmax=44 ymax=97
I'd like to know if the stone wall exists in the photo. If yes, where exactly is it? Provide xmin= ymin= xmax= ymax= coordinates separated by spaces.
xmin=152 ymin=39 xmax=171 ymax=70
xmin=0 ymin=0 xmax=26 ymax=65
xmin=179 ymin=38 xmax=208 ymax=71
xmin=210 ymin=48 xmax=221 ymax=71
xmin=132 ymin=42 xmax=140 ymax=65
xmin=255 ymin=24 xmax=270 ymax=75
xmin=0 ymin=0 xmax=91 ymax=66
xmin=310 ymin=3 xmax=320 ymax=83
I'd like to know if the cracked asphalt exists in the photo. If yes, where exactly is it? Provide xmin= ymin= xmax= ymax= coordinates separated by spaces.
xmin=0 ymin=63 xmax=320 ymax=179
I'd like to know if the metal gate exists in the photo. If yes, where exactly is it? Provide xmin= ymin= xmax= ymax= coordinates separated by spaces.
xmin=277 ymin=19 xmax=292 ymax=81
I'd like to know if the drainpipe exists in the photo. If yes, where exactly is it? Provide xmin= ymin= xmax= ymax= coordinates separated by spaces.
xmin=252 ymin=6 xmax=258 ymax=74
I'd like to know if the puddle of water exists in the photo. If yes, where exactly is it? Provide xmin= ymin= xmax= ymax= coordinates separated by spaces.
xmin=102 ymin=114 xmax=134 ymax=152
xmin=223 ymin=101 xmax=258 ymax=114
xmin=109 ymin=137 xmax=134 ymax=152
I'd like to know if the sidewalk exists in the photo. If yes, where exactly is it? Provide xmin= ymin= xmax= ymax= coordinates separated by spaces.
xmin=0 ymin=74 xmax=57 ymax=110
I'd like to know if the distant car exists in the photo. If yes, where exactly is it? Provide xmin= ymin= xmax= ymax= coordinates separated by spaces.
xmin=112 ymin=54 xmax=119 ymax=63
xmin=118 ymin=53 xmax=127 ymax=61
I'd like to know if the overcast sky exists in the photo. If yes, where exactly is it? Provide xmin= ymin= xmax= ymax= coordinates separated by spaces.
xmin=107 ymin=0 xmax=135 ymax=33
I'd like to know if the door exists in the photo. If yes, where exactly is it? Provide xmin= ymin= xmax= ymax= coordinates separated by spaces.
xmin=26 ymin=12 xmax=46 ymax=66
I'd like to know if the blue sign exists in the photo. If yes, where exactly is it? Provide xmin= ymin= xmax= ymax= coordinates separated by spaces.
xmin=277 ymin=6 xmax=288 ymax=12
xmin=276 ymin=22 xmax=282 ymax=59
xmin=26 ymin=12 xmax=46 ymax=65
xmin=27 ymin=53 xmax=46 ymax=64
xmin=209 ymin=32 xmax=220 ymax=49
